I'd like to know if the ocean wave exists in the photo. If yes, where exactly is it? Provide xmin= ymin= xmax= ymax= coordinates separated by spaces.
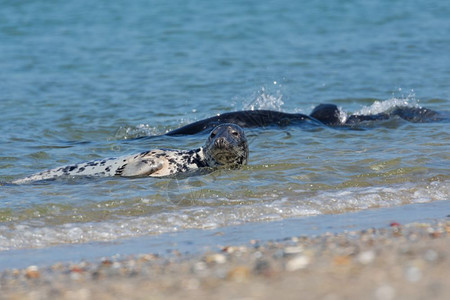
xmin=0 ymin=179 xmax=447 ymax=251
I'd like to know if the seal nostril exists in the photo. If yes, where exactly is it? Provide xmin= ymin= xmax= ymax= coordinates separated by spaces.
xmin=214 ymin=137 xmax=226 ymax=147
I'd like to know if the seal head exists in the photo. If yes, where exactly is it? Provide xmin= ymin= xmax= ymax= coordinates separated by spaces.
xmin=203 ymin=124 xmax=248 ymax=167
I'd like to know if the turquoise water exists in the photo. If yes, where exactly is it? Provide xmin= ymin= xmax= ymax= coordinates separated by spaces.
xmin=0 ymin=0 xmax=449 ymax=255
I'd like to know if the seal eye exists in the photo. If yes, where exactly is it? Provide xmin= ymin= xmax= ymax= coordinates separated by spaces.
xmin=210 ymin=132 xmax=216 ymax=138
xmin=231 ymin=131 xmax=239 ymax=137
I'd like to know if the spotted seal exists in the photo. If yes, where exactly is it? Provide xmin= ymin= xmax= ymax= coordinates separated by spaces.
xmin=13 ymin=124 xmax=248 ymax=184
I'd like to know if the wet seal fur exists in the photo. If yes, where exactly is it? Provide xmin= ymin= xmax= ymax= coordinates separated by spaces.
xmin=165 ymin=104 xmax=443 ymax=136
xmin=13 ymin=124 xmax=248 ymax=184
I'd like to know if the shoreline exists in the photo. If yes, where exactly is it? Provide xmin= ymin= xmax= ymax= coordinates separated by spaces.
xmin=1 ymin=218 xmax=449 ymax=299
xmin=2 ymin=200 xmax=449 ymax=271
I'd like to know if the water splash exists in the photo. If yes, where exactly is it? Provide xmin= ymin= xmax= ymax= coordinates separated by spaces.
xmin=114 ymin=124 xmax=162 ymax=140
xmin=337 ymin=106 xmax=349 ymax=123
xmin=243 ymin=86 xmax=284 ymax=111
xmin=353 ymin=90 xmax=420 ymax=116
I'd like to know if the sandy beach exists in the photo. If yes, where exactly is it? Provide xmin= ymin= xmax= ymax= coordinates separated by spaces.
xmin=1 ymin=218 xmax=449 ymax=300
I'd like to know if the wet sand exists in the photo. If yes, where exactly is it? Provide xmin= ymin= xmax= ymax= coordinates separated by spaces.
xmin=1 ymin=218 xmax=449 ymax=300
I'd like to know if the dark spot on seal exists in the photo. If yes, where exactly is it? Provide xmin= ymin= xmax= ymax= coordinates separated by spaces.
xmin=175 ymin=162 xmax=187 ymax=173
xmin=145 ymin=159 xmax=155 ymax=165
xmin=60 ymin=165 xmax=77 ymax=175
xmin=115 ymin=164 xmax=127 ymax=175
xmin=190 ymin=151 xmax=207 ymax=168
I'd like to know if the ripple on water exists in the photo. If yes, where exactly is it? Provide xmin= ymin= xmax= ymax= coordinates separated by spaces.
xmin=0 ymin=176 xmax=447 ymax=251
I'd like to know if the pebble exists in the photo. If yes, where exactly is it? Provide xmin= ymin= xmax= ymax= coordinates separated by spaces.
xmin=222 ymin=246 xmax=234 ymax=253
xmin=227 ymin=266 xmax=250 ymax=282
xmin=192 ymin=261 xmax=207 ymax=273
xmin=405 ymin=266 xmax=422 ymax=282
xmin=357 ymin=250 xmax=376 ymax=265
xmin=253 ymin=259 xmax=271 ymax=276
xmin=333 ymin=255 xmax=350 ymax=266
xmin=283 ymin=246 xmax=303 ymax=255
xmin=429 ymin=231 xmax=441 ymax=238
xmin=286 ymin=255 xmax=310 ymax=271
xmin=221 ymin=245 xmax=247 ymax=255
xmin=25 ymin=265 xmax=40 ymax=279
xmin=138 ymin=253 xmax=158 ymax=262
xmin=71 ymin=266 xmax=83 ymax=273
xmin=205 ymin=253 xmax=227 ymax=264
xmin=101 ymin=258 xmax=113 ymax=266
xmin=273 ymin=249 xmax=285 ymax=259
xmin=424 ymin=249 xmax=438 ymax=262
xmin=252 ymin=251 xmax=263 ymax=259
xmin=70 ymin=271 xmax=83 ymax=281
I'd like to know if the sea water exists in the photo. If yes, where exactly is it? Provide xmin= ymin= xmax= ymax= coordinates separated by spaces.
xmin=0 ymin=0 xmax=449 ymax=265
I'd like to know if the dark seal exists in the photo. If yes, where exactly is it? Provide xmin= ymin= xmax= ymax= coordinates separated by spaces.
xmin=165 ymin=104 xmax=443 ymax=136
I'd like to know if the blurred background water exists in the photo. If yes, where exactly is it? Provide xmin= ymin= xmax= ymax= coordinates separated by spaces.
xmin=0 ymin=0 xmax=449 ymax=254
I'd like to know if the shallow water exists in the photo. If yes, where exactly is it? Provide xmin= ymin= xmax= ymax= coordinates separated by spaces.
xmin=1 ymin=201 xmax=448 ymax=270
xmin=0 ymin=0 xmax=449 ymax=258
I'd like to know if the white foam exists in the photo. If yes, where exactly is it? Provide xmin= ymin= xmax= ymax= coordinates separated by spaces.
xmin=337 ymin=106 xmax=349 ymax=123
xmin=353 ymin=92 xmax=420 ymax=116
xmin=0 ymin=179 xmax=447 ymax=251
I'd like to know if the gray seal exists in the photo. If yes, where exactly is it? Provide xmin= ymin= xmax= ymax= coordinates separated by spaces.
xmin=13 ymin=124 xmax=248 ymax=184
xmin=163 ymin=104 xmax=444 ymax=136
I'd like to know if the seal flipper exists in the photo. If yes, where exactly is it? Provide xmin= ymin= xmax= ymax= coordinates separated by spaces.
xmin=118 ymin=157 xmax=164 ymax=177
